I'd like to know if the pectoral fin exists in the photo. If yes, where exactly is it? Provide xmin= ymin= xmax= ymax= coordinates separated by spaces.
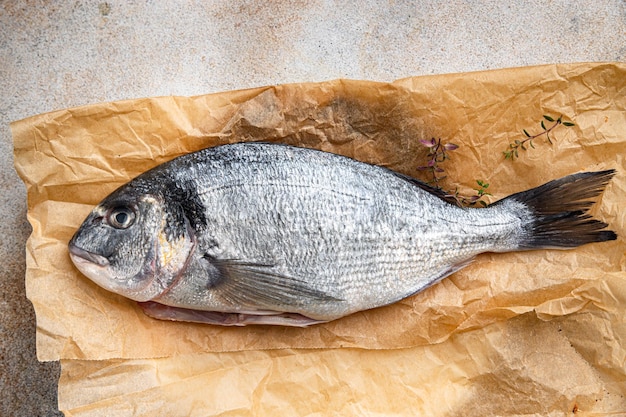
xmin=204 ymin=256 xmax=342 ymax=311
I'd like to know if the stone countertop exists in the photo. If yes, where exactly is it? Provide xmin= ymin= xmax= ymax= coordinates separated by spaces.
xmin=1 ymin=2 xmax=624 ymax=416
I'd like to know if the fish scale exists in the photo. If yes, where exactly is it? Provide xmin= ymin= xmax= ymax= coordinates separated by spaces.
xmin=68 ymin=142 xmax=617 ymax=326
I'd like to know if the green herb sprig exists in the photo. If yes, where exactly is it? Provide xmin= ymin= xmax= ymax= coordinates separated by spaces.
xmin=447 ymin=180 xmax=491 ymax=208
xmin=417 ymin=138 xmax=490 ymax=207
xmin=503 ymin=115 xmax=575 ymax=160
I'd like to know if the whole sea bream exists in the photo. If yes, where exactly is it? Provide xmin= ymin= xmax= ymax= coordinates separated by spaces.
xmin=68 ymin=142 xmax=617 ymax=326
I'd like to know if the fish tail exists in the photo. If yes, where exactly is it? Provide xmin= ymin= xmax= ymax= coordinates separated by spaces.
xmin=501 ymin=170 xmax=617 ymax=249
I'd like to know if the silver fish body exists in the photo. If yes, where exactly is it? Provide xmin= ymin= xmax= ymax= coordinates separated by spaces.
xmin=68 ymin=143 xmax=616 ymax=326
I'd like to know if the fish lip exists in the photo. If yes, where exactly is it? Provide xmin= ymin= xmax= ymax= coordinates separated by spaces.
xmin=68 ymin=244 xmax=110 ymax=267
xmin=69 ymin=242 xmax=156 ymax=301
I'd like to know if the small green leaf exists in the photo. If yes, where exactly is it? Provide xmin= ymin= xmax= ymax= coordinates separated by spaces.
xmin=563 ymin=121 xmax=575 ymax=127
xmin=543 ymin=115 xmax=555 ymax=122
xmin=523 ymin=129 xmax=530 ymax=137
xmin=529 ymin=140 xmax=535 ymax=149
xmin=521 ymin=143 xmax=527 ymax=151
xmin=479 ymin=200 xmax=488 ymax=207
xmin=541 ymin=120 xmax=546 ymax=130
xmin=546 ymin=133 xmax=553 ymax=145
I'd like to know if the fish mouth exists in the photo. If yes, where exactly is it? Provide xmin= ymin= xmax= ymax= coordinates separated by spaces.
xmin=68 ymin=245 xmax=110 ymax=267
xmin=68 ymin=242 xmax=165 ymax=302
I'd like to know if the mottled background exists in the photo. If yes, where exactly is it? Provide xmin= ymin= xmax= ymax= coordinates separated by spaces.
xmin=1 ymin=1 xmax=625 ymax=416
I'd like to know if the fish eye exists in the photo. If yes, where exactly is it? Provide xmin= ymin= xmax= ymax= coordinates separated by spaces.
xmin=107 ymin=206 xmax=136 ymax=229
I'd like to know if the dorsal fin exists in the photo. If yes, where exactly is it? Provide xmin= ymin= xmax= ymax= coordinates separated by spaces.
xmin=391 ymin=171 xmax=462 ymax=206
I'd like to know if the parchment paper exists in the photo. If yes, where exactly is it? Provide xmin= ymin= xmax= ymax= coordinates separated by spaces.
xmin=58 ymin=312 xmax=626 ymax=416
xmin=12 ymin=63 xmax=626 ymax=415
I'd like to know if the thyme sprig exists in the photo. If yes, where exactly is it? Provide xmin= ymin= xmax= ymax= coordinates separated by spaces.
xmin=417 ymin=138 xmax=490 ymax=207
xmin=503 ymin=115 xmax=575 ymax=160
xmin=447 ymin=180 xmax=491 ymax=208
xmin=417 ymin=138 xmax=458 ymax=187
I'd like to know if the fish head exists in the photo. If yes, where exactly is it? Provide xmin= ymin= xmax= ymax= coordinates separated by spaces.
xmin=68 ymin=187 xmax=196 ymax=302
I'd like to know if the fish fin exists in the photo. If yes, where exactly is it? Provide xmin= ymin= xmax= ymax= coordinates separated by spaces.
xmin=499 ymin=170 xmax=617 ymax=249
xmin=437 ymin=257 xmax=475 ymax=284
xmin=409 ymin=257 xmax=476 ymax=296
xmin=392 ymin=172 xmax=462 ymax=206
xmin=204 ymin=256 xmax=342 ymax=310
xmin=137 ymin=301 xmax=327 ymax=327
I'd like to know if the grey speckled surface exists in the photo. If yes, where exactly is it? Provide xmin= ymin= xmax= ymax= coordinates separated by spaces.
xmin=1 ymin=1 xmax=625 ymax=416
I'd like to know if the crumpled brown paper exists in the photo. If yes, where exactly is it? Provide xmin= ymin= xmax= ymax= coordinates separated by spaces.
xmin=57 ymin=313 xmax=626 ymax=416
xmin=12 ymin=63 xmax=626 ymax=416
